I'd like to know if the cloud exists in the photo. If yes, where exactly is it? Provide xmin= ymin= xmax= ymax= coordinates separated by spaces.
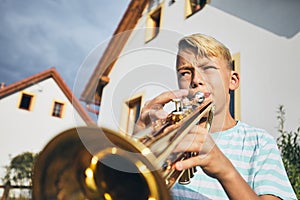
xmin=0 ymin=0 xmax=130 ymax=94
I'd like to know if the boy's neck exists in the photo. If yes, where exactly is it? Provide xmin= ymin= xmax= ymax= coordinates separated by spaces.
xmin=209 ymin=112 xmax=237 ymax=133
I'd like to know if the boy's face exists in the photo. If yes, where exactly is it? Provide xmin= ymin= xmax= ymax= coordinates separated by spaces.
xmin=176 ymin=48 xmax=234 ymax=115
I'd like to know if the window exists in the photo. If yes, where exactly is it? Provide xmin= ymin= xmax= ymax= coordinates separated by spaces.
xmin=125 ymin=96 xmax=142 ymax=135
xmin=51 ymin=101 xmax=65 ymax=118
xmin=148 ymin=0 xmax=164 ymax=10
xmin=18 ymin=92 xmax=34 ymax=111
xmin=230 ymin=53 xmax=241 ymax=120
xmin=145 ymin=7 xmax=162 ymax=42
xmin=185 ymin=0 xmax=209 ymax=18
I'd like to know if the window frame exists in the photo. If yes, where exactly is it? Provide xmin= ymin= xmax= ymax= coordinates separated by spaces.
xmin=145 ymin=5 xmax=163 ymax=43
xmin=185 ymin=0 xmax=210 ymax=18
xmin=120 ymin=94 xmax=144 ymax=136
xmin=51 ymin=100 xmax=65 ymax=118
xmin=230 ymin=52 xmax=241 ymax=120
xmin=18 ymin=91 xmax=35 ymax=111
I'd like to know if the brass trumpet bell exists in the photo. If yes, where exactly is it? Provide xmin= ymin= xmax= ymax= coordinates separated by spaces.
xmin=32 ymin=126 xmax=171 ymax=200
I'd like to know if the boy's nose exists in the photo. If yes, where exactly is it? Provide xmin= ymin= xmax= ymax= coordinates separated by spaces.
xmin=191 ymin=70 xmax=204 ymax=88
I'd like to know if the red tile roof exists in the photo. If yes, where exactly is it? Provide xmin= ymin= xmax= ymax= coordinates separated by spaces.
xmin=0 ymin=67 xmax=94 ymax=124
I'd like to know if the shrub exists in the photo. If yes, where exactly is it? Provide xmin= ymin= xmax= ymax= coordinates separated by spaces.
xmin=276 ymin=105 xmax=300 ymax=199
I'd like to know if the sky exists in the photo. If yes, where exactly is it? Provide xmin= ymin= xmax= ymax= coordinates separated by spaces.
xmin=0 ymin=0 xmax=131 ymax=98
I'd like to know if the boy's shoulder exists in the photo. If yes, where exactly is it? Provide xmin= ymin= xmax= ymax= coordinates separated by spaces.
xmin=234 ymin=121 xmax=276 ymax=144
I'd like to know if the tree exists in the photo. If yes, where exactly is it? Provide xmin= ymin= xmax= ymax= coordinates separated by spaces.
xmin=2 ymin=152 xmax=37 ymax=199
xmin=276 ymin=105 xmax=300 ymax=199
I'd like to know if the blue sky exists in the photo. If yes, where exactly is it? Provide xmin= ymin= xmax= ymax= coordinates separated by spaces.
xmin=0 ymin=0 xmax=130 ymax=97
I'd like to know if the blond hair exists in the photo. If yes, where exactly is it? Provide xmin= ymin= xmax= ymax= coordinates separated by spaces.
xmin=178 ymin=33 xmax=233 ymax=69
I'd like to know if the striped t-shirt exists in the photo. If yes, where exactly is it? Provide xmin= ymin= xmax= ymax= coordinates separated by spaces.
xmin=171 ymin=121 xmax=297 ymax=200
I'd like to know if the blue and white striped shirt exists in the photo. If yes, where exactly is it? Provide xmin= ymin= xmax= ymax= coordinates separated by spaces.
xmin=171 ymin=121 xmax=297 ymax=200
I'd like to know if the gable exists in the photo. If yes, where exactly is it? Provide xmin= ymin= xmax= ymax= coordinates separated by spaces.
xmin=0 ymin=67 xmax=93 ymax=123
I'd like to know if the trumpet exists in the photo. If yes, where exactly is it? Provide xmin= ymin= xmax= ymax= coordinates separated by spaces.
xmin=32 ymin=92 xmax=214 ymax=200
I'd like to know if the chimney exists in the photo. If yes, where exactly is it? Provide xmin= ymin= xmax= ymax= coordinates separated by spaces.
xmin=1 ymin=82 xmax=5 ymax=89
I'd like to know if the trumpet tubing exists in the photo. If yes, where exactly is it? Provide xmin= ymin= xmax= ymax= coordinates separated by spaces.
xmin=32 ymin=92 xmax=214 ymax=200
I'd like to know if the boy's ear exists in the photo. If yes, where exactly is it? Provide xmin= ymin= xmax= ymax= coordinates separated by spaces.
xmin=229 ymin=71 xmax=240 ymax=90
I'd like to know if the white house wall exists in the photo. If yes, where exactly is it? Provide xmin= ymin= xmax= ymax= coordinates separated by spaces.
xmin=98 ymin=2 xmax=300 ymax=138
xmin=0 ymin=78 xmax=87 ymax=184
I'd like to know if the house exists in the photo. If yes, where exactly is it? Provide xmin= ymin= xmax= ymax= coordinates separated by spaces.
xmin=0 ymin=67 xmax=93 ymax=189
xmin=80 ymin=0 xmax=300 ymax=137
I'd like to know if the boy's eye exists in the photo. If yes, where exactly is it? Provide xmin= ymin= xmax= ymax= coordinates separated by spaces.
xmin=178 ymin=70 xmax=192 ymax=78
xmin=202 ymin=66 xmax=217 ymax=71
xmin=181 ymin=71 xmax=191 ymax=76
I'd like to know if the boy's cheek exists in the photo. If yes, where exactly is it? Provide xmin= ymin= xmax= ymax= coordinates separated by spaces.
xmin=178 ymin=79 xmax=190 ymax=89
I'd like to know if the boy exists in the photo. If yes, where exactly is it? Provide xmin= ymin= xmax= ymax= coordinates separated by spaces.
xmin=135 ymin=34 xmax=296 ymax=199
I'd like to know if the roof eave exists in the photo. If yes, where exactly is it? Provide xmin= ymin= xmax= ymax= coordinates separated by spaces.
xmin=80 ymin=0 xmax=149 ymax=104
xmin=0 ymin=67 xmax=94 ymax=124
